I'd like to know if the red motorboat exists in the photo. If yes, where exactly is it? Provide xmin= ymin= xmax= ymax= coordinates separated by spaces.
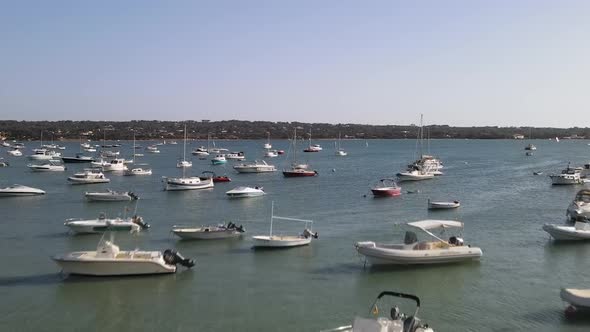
xmin=371 ymin=179 xmax=402 ymax=197
xmin=200 ymin=171 xmax=231 ymax=183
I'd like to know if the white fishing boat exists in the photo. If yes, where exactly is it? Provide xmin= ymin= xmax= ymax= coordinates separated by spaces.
xmin=566 ymin=189 xmax=590 ymax=222
xmin=124 ymin=167 xmax=152 ymax=176
xmin=0 ymin=184 xmax=45 ymax=196
xmin=211 ymin=154 xmax=227 ymax=165
xmin=252 ymin=202 xmax=318 ymax=248
xmin=427 ymin=199 xmax=460 ymax=210
xmin=102 ymin=158 xmax=128 ymax=172
xmin=561 ymin=288 xmax=590 ymax=315
xmin=225 ymin=152 xmax=245 ymax=160
xmin=52 ymin=232 xmax=194 ymax=276
xmin=397 ymin=165 xmax=435 ymax=182
xmin=68 ymin=169 xmax=110 ymax=184
xmin=65 ymin=213 xmax=149 ymax=234
xmin=226 ymin=186 xmax=265 ymax=198
xmin=28 ymin=149 xmax=61 ymax=160
xmin=542 ymin=222 xmax=590 ymax=241
xmin=164 ymin=176 xmax=214 ymax=191
xmin=28 ymin=160 xmax=66 ymax=172
xmin=233 ymin=160 xmax=277 ymax=173
xmin=322 ymin=291 xmax=434 ymax=332
xmin=85 ymin=189 xmax=139 ymax=202
xmin=7 ymin=148 xmax=22 ymax=156
xmin=550 ymin=164 xmax=582 ymax=185
xmin=355 ymin=220 xmax=482 ymax=265
xmin=176 ymin=124 xmax=192 ymax=168
xmin=264 ymin=150 xmax=279 ymax=158
xmin=172 ymin=222 xmax=245 ymax=240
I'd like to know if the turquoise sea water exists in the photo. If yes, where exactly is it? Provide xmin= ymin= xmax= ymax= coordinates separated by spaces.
xmin=1 ymin=139 xmax=590 ymax=331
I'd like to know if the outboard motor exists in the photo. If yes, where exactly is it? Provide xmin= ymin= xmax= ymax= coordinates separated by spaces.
xmin=129 ymin=192 xmax=139 ymax=200
xmin=236 ymin=225 xmax=245 ymax=233
xmin=163 ymin=249 xmax=195 ymax=268
xmin=302 ymin=229 xmax=319 ymax=239
xmin=131 ymin=215 xmax=150 ymax=229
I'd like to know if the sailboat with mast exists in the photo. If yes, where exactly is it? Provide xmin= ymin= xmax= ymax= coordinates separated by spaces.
xmin=176 ymin=124 xmax=192 ymax=168
xmin=125 ymin=131 xmax=152 ymax=175
xmin=525 ymin=127 xmax=537 ymax=151
xmin=303 ymin=128 xmax=322 ymax=152
xmin=283 ymin=128 xmax=318 ymax=177
xmin=335 ymin=132 xmax=347 ymax=156
xmin=264 ymin=131 xmax=272 ymax=150
xmin=164 ymin=146 xmax=214 ymax=190
xmin=397 ymin=115 xmax=438 ymax=181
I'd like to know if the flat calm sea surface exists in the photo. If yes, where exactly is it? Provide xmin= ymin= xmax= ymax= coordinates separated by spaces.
xmin=1 ymin=139 xmax=590 ymax=332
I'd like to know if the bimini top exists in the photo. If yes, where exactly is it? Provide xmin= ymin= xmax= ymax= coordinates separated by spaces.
xmin=407 ymin=220 xmax=463 ymax=230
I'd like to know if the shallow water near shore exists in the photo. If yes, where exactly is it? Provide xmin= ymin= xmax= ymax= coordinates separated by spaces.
xmin=1 ymin=138 xmax=590 ymax=331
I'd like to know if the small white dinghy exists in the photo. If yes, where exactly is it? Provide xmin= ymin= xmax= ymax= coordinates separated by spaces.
xmin=252 ymin=202 xmax=318 ymax=248
xmin=52 ymin=232 xmax=194 ymax=276
xmin=428 ymin=199 xmax=460 ymax=210
xmin=226 ymin=186 xmax=265 ymax=198
xmin=65 ymin=213 xmax=150 ymax=234
xmin=0 ymin=184 xmax=45 ymax=196
xmin=542 ymin=222 xmax=590 ymax=241
xmin=321 ymin=291 xmax=434 ymax=332
xmin=172 ymin=222 xmax=245 ymax=240
xmin=85 ymin=189 xmax=139 ymax=202
xmin=355 ymin=220 xmax=482 ymax=266
xmin=561 ymin=288 xmax=590 ymax=315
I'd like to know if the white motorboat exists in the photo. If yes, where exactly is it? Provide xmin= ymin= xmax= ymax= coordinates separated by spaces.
xmin=0 ymin=184 xmax=45 ymax=196
xmin=192 ymin=148 xmax=209 ymax=156
xmin=566 ymin=189 xmax=590 ymax=222
xmin=397 ymin=165 xmax=435 ymax=182
xmin=1 ymin=141 xmax=10 ymax=147
xmin=252 ymin=202 xmax=318 ymax=248
xmin=7 ymin=149 xmax=22 ymax=156
xmin=561 ymin=288 xmax=590 ymax=315
xmin=428 ymin=199 xmax=460 ymax=210
xmin=65 ymin=213 xmax=149 ymax=234
xmin=550 ymin=164 xmax=582 ymax=185
xmin=28 ymin=149 xmax=61 ymax=160
xmin=176 ymin=124 xmax=192 ymax=168
xmin=68 ymin=169 xmax=110 ymax=184
xmin=124 ymin=167 xmax=152 ymax=176
xmin=28 ymin=160 xmax=66 ymax=172
xmin=233 ymin=160 xmax=277 ymax=173
xmin=172 ymin=222 xmax=245 ymax=240
xmin=52 ymin=233 xmax=194 ymax=276
xmin=303 ymin=128 xmax=322 ymax=152
xmin=225 ymin=152 xmax=245 ymax=160
xmin=164 ymin=176 xmax=214 ymax=191
xmin=543 ymin=222 xmax=590 ymax=241
xmin=355 ymin=220 xmax=482 ymax=265
xmin=264 ymin=150 xmax=279 ymax=158
xmin=102 ymin=158 xmax=128 ymax=172
xmin=322 ymin=291 xmax=434 ymax=332
xmin=85 ymin=189 xmax=139 ymax=201
xmin=211 ymin=154 xmax=227 ymax=165
xmin=371 ymin=179 xmax=402 ymax=197
xmin=226 ymin=186 xmax=265 ymax=198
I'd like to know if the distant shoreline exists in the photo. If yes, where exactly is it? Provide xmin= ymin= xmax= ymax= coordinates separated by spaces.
xmin=1 ymin=120 xmax=589 ymax=141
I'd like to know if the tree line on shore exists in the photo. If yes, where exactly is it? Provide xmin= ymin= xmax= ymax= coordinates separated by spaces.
xmin=0 ymin=120 xmax=589 ymax=141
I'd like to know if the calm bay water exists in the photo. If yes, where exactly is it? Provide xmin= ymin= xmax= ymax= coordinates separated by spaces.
xmin=1 ymin=139 xmax=590 ymax=331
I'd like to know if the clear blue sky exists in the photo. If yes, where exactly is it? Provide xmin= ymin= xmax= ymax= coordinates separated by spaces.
xmin=2 ymin=0 xmax=590 ymax=127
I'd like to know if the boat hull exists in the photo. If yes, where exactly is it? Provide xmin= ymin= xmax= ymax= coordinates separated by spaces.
xmin=85 ymin=194 xmax=133 ymax=202
xmin=52 ymin=256 xmax=175 ymax=276
xmin=61 ymin=157 xmax=93 ymax=163
xmin=282 ymin=170 xmax=318 ymax=177
xmin=165 ymin=178 xmax=214 ymax=191
xmin=356 ymin=242 xmax=482 ymax=265
xmin=371 ymin=188 xmax=401 ymax=197
xmin=561 ymin=288 xmax=590 ymax=310
xmin=68 ymin=178 xmax=110 ymax=184
xmin=173 ymin=229 xmax=242 ymax=240
xmin=0 ymin=191 xmax=45 ymax=196
xmin=397 ymin=173 xmax=434 ymax=181
xmin=234 ymin=167 xmax=276 ymax=173
xmin=252 ymin=235 xmax=311 ymax=248
xmin=543 ymin=224 xmax=590 ymax=240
